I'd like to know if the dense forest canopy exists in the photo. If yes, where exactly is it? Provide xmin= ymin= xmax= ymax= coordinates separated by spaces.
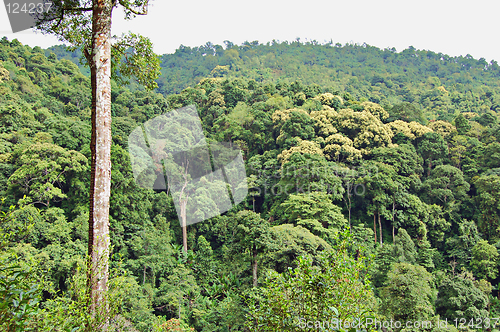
xmin=47 ymin=39 xmax=500 ymax=125
xmin=1 ymin=36 xmax=500 ymax=331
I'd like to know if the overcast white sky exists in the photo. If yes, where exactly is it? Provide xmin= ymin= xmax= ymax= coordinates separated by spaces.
xmin=1 ymin=0 xmax=499 ymax=62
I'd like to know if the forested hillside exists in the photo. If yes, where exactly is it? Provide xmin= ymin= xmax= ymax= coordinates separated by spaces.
xmin=155 ymin=41 xmax=500 ymax=120
xmin=48 ymin=40 xmax=500 ymax=124
xmin=1 ymin=36 xmax=500 ymax=331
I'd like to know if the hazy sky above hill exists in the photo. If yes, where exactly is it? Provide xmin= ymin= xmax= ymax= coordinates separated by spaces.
xmin=1 ymin=0 xmax=499 ymax=62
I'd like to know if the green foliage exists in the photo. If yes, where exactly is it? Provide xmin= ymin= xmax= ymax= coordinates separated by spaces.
xmin=420 ymin=165 xmax=470 ymax=222
xmin=276 ymin=192 xmax=347 ymax=241
xmin=2 ymin=37 xmax=500 ymax=330
xmin=470 ymin=239 xmax=499 ymax=280
xmin=454 ymin=114 xmax=471 ymax=135
xmin=0 ymin=200 xmax=42 ymax=332
xmin=7 ymin=142 xmax=87 ymax=207
xmin=445 ymin=219 xmax=481 ymax=267
xmin=370 ymin=228 xmax=423 ymax=289
xmin=388 ymin=102 xmax=426 ymax=124
xmin=245 ymin=231 xmax=377 ymax=331
xmin=263 ymin=223 xmax=330 ymax=274
xmin=380 ymin=263 xmax=434 ymax=321
xmin=435 ymin=270 xmax=489 ymax=320
xmin=474 ymin=174 xmax=500 ymax=241
xmin=417 ymin=132 xmax=449 ymax=176
xmin=0 ymin=265 xmax=40 ymax=331
xmin=393 ymin=228 xmax=417 ymax=264
xmin=111 ymin=33 xmax=161 ymax=90
xmin=278 ymin=153 xmax=345 ymax=200
xmin=34 ymin=260 xmax=153 ymax=332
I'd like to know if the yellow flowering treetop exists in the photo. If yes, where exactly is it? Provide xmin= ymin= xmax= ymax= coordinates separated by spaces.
xmin=388 ymin=120 xmax=433 ymax=140
xmin=310 ymin=107 xmax=338 ymax=136
xmin=428 ymin=120 xmax=456 ymax=137
xmin=360 ymin=101 xmax=389 ymax=120
xmin=278 ymin=138 xmax=324 ymax=164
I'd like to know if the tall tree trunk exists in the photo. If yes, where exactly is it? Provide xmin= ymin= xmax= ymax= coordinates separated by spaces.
xmin=179 ymin=166 xmax=189 ymax=252
xmin=252 ymin=251 xmax=258 ymax=287
xmin=373 ymin=213 xmax=377 ymax=244
xmin=86 ymin=1 xmax=113 ymax=328
xmin=347 ymin=190 xmax=352 ymax=232
xmin=378 ymin=211 xmax=383 ymax=246
xmin=181 ymin=199 xmax=187 ymax=252
xmin=392 ymin=198 xmax=396 ymax=243
xmin=178 ymin=158 xmax=190 ymax=253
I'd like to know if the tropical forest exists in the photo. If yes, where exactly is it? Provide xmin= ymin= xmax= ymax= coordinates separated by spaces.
xmin=1 ymin=23 xmax=500 ymax=332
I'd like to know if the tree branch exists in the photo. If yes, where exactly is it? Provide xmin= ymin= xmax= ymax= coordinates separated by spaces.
xmin=118 ymin=0 xmax=148 ymax=15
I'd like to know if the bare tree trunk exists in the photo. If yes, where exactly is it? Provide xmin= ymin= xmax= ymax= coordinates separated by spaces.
xmin=347 ymin=190 xmax=352 ymax=232
xmin=252 ymin=251 xmax=258 ymax=287
xmin=179 ymin=160 xmax=189 ymax=252
xmin=373 ymin=213 xmax=377 ymax=244
xmin=378 ymin=211 xmax=383 ymax=246
xmin=86 ymin=0 xmax=113 ymax=329
xmin=343 ymin=183 xmax=353 ymax=232
xmin=392 ymin=199 xmax=396 ymax=243
xmin=181 ymin=199 xmax=187 ymax=252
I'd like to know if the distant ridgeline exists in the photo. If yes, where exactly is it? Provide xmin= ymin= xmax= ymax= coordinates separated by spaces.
xmin=43 ymin=39 xmax=500 ymax=122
